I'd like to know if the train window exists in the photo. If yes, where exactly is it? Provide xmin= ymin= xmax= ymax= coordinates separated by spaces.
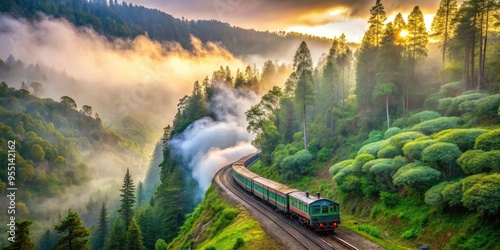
xmin=329 ymin=205 xmax=336 ymax=213
xmin=312 ymin=206 xmax=320 ymax=215
xmin=322 ymin=206 xmax=328 ymax=214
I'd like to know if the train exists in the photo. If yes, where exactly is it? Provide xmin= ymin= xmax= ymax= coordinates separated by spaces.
xmin=231 ymin=154 xmax=341 ymax=232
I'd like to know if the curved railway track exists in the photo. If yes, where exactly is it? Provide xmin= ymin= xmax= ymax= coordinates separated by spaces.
xmin=215 ymin=164 xmax=341 ymax=250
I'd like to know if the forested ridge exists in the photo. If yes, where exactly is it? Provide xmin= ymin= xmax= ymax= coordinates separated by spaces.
xmin=0 ymin=0 xmax=336 ymax=57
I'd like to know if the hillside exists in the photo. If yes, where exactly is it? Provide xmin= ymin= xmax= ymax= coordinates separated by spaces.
xmin=0 ymin=0 xmax=335 ymax=58
xmin=0 ymin=82 xmax=147 ymax=247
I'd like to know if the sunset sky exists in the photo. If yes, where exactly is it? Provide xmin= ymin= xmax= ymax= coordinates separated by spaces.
xmin=128 ymin=0 xmax=444 ymax=42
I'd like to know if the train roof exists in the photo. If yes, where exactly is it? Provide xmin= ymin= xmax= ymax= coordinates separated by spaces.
xmin=253 ymin=177 xmax=299 ymax=194
xmin=232 ymin=163 xmax=260 ymax=179
xmin=289 ymin=191 xmax=339 ymax=206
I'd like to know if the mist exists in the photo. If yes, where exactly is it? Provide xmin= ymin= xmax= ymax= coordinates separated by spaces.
xmin=169 ymin=84 xmax=257 ymax=195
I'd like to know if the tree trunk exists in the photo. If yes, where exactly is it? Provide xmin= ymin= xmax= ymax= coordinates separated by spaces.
xmin=386 ymin=94 xmax=390 ymax=129
xmin=477 ymin=10 xmax=484 ymax=90
xmin=303 ymin=104 xmax=307 ymax=150
xmin=442 ymin=0 xmax=450 ymax=86
xmin=480 ymin=5 xmax=490 ymax=90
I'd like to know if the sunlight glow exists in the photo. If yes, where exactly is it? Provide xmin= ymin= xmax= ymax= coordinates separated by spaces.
xmin=400 ymin=29 xmax=409 ymax=38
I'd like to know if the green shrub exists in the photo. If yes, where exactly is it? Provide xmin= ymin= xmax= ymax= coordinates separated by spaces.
xmin=380 ymin=191 xmax=399 ymax=207
xmin=411 ymin=117 xmax=462 ymax=135
xmin=407 ymin=110 xmax=441 ymax=126
xmin=362 ymin=158 xmax=392 ymax=173
xmin=435 ymin=129 xmax=486 ymax=151
xmin=475 ymin=129 xmax=500 ymax=151
xmin=329 ymin=159 xmax=354 ymax=175
xmin=458 ymin=99 xmax=478 ymax=113
xmin=403 ymin=139 xmax=436 ymax=161
xmin=401 ymin=227 xmax=421 ymax=239
xmin=211 ymin=208 xmax=239 ymax=237
xmin=442 ymin=181 xmax=462 ymax=207
xmin=441 ymin=81 xmax=462 ymax=97
xmin=389 ymin=131 xmax=427 ymax=148
xmin=384 ymin=127 xmax=402 ymax=139
xmin=317 ymin=147 xmax=332 ymax=162
xmin=377 ymin=145 xmax=403 ymax=158
xmin=457 ymin=150 xmax=500 ymax=174
xmin=361 ymin=177 xmax=380 ymax=197
xmin=422 ymin=142 xmax=462 ymax=178
xmin=392 ymin=156 xmax=409 ymax=169
xmin=339 ymin=175 xmax=361 ymax=193
xmin=357 ymin=225 xmax=381 ymax=238
xmin=425 ymin=182 xmax=449 ymax=207
xmin=424 ymin=92 xmax=445 ymax=110
xmin=351 ymin=154 xmax=375 ymax=172
xmin=358 ymin=140 xmax=388 ymax=157
xmin=233 ymin=238 xmax=245 ymax=250
xmin=279 ymin=150 xmax=313 ymax=181
xmin=475 ymin=94 xmax=500 ymax=119
xmin=438 ymin=98 xmax=453 ymax=114
xmin=392 ymin=162 xmax=441 ymax=191
xmin=362 ymin=130 xmax=384 ymax=145
xmin=447 ymin=93 xmax=490 ymax=115
xmin=461 ymin=173 xmax=500 ymax=214
xmin=333 ymin=165 xmax=354 ymax=184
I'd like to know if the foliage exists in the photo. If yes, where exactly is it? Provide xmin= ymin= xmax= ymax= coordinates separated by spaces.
xmin=53 ymin=212 xmax=90 ymax=250
xmin=424 ymin=182 xmax=450 ymax=207
xmin=357 ymin=225 xmax=381 ymax=238
xmin=440 ymin=82 xmax=462 ymax=97
xmin=403 ymin=139 xmax=436 ymax=161
xmin=2 ymin=220 xmax=35 ymax=250
xmin=279 ymin=150 xmax=313 ymax=181
xmin=377 ymin=145 xmax=403 ymax=158
xmin=118 ymin=168 xmax=136 ymax=227
xmin=474 ymin=129 xmax=500 ymax=151
xmin=407 ymin=110 xmax=441 ymax=126
xmin=339 ymin=175 xmax=362 ymax=193
xmin=475 ymin=94 xmax=500 ymax=120
xmin=388 ymin=131 xmax=426 ymax=148
xmin=329 ymin=159 xmax=354 ymax=175
xmin=233 ymin=238 xmax=245 ymax=250
xmin=125 ymin=219 xmax=145 ymax=250
xmin=392 ymin=162 xmax=441 ymax=191
xmin=380 ymin=191 xmax=399 ymax=208
xmin=351 ymin=154 xmax=375 ymax=172
xmin=457 ymin=150 xmax=500 ymax=174
xmin=358 ymin=139 xmax=387 ymax=157
xmin=154 ymin=239 xmax=168 ymax=250
xmin=422 ymin=142 xmax=462 ymax=179
xmin=410 ymin=117 xmax=462 ymax=135
xmin=362 ymin=158 xmax=392 ymax=173
xmin=384 ymin=127 xmax=401 ymax=139
xmin=461 ymin=174 xmax=500 ymax=214
xmin=435 ymin=129 xmax=486 ymax=151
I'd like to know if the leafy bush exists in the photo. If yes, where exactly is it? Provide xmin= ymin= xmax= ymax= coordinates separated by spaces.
xmin=475 ymin=129 xmax=500 ymax=151
xmin=333 ymin=165 xmax=354 ymax=184
xmin=317 ymin=147 xmax=332 ymax=162
xmin=357 ymin=225 xmax=381 ymax=238
xmin=392 ymin=162 xmax=441 ymax=191
xmin=362 ymin=130 xmax=384 ymax=145
xmin=211 ymin=208 xmax=239 ymax=237
xmin=441 ymin=181 xmax=462 ymax=207
xmin=339 ymin=175 xmax=362 ymax=193
xmin=458 ymin=99 xmax=478 ymax=113
xmin=362 ymin=158 xmax=392 ymax=173
xmin=425 ymin=182 xmax=449 ymax=207
xmin=411 ymin=117 xmax=462 ymax=135
xmin=437 ymin=98 xmax=453 ymax=114
xmin=380 ymin=191 xmax=399 ymax=207
xmin=461 ymin=173 xmax=500 ymax=214
xmin=384 ymin=127 xmax=402 ymax=139
xmin=401 ymin=227 xmax=421 ymax=239
xmin=351 ymin=154 xmax=375 ymax=172
xmin=358 ymin=139 xmax=388 ymax=157
xmin=329 ymin=159 xmax=354 ymax=175
xmin=389 ymin=131 xmax=427 ymax=148
xmin=422 ymin=142 xmax=462 ymax=178
xmin=441 ymin=81 xmax=462 ymax=97
xmin=457 ymin=150 xmax=500 ymax=174
xmin=361 ymin=177 xmax=380 ymax=197
xmin=377 ymin=145 xmax=403 ymax=158
xmin=279 ymin=150 xmax=313 ymax=181
xmin=475 ymin=94 xmax=500 ymax=119
xmin=233 ymin=238 xmax=245 ymax=250
xmin=424 ymin=92 xmax=445 ymax=110
xmin=403 ymin=139 xmax=436 ymax=161
xmin=408 ymin=110 xmax=441 ymax=126
xmin=435 ymin=129 xmax=486 ymax=151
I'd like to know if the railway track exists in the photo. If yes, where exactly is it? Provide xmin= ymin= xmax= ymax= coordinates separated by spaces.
xmin=215 ymin=164 xmax=341 ymax=250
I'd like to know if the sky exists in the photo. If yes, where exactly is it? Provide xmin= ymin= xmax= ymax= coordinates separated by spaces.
xmin=128 ymin=0 xmax=443 ymax=42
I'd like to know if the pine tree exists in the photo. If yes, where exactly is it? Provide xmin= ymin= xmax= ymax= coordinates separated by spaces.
xmin=118 ymin=168 xmax=136 ymax=227
xmin=364 ymin=0 xmax=387 ymax=47
xmin=3 ymin=220 xmax=35 ymax=250
xmin=292 ymin=41 xmax=315 ymax=150
xmin=103 ymin=219 xmax=125 ymax=250
xmin=125 ymin=219 xmax=145 ymax=250
xmin=407 ymin=6 xmax=429 ymax=111
xmin=53 ymin=212 xmax=91 ymax=250
xmin=94 ymin=202 xmax=108 ymax=250
xmin=137 ymin=182 xmax=144 ymax=207
xmin=431 ymin=0 xmax=458 ymax=85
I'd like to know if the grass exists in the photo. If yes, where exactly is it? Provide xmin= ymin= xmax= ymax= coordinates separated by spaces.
xmin=168 ymin=185 xmax=280 ymax=250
